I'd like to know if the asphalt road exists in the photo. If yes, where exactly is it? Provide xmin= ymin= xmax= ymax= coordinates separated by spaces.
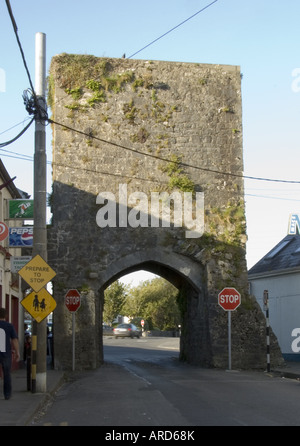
xmin=31 ymin=336 xmax=300 ymax=427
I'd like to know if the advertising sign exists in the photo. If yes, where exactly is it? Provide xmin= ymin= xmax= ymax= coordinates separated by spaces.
xmin=9 ymin=199 xmax=34 ymax=219
xmin=288 ymin=214 xmax=300 ymax=235
xmin=11 ymin=256 xmax=32 ymax=273
xmin=0 ymin=222 xmax=9 ymax=241
xmin=9 ymin=227 xmax=33 ymax=247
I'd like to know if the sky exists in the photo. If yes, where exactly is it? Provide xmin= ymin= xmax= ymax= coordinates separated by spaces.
xmin=0 ymin=0 xmax=300 ymax=286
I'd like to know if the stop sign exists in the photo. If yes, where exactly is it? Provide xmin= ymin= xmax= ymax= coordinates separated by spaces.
xmin=218 ymin=287 xmax=241 ymax=311
xmin=65 ymin=289 xmax=81 ymax=312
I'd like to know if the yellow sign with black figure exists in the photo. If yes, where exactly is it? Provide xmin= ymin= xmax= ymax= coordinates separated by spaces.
xmin=21 ymin=288 xmax=56 ymax=323
xmin=18 ymin=254 xmax=56 ymax=292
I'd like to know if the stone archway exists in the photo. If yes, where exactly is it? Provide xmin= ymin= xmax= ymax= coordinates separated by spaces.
xmin=98 ymin=249 xmax=212 ymax=367
xmin=48 ymin=55 xmax=283 ymax=371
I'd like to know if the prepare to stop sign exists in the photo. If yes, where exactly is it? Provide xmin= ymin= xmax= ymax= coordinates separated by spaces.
xmin=65 ymin=289 xmax=81 ymax=312
xmin=218 ymin=287 xmax=241 ymax=311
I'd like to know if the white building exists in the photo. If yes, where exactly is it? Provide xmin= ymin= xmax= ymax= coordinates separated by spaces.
xmin=249 ymin=215 xmax=300 ymax=361
xmin=0 ymin=159 xmax=31 ymax=353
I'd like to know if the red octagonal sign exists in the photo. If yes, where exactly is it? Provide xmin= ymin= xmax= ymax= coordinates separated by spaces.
xmin=218 ymin=287 xmax=241 ymax=311
xmin=65 ymin=289 xmax=81 ymax=313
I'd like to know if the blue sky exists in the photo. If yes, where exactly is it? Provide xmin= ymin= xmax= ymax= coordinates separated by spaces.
xmin=1 ymin=0 xmax=300 ymax=283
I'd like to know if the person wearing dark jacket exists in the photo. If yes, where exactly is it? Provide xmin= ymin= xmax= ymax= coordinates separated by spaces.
xmin=0 ymin=307 xmax=20 ymax=400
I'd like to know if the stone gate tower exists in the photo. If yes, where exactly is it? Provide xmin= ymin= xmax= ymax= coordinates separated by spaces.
xmin=48 ymin=55 xmax=282 ymax=370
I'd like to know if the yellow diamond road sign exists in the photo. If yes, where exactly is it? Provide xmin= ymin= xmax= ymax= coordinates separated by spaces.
xmin=21 ymin=288 xmax=57 ymax=323
xmin=18 ymin=254 xmax=56 ymax=292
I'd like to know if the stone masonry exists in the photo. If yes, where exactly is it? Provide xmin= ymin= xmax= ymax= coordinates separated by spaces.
xmin=48 ymin=55 xmax=283 ymax=370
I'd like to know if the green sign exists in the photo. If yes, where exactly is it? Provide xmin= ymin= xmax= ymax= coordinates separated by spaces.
xmin=9 ymin=200 xmax=34 ymax=219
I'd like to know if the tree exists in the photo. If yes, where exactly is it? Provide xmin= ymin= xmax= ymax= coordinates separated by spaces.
xmin=123 ymin=277 xmax=181 ymax=331
xmin=103 ymin=280 xmax=128 ymax=324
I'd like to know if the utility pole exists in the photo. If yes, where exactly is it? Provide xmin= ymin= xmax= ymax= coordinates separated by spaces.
xmin=31 ymin=32 xmax=47 ymax=393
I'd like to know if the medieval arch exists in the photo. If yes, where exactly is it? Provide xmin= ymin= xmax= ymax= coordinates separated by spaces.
xmin=98 ymin=249 xmax=212 ymax=366
xmin=48 ymin=55 xmax=283 ymax=371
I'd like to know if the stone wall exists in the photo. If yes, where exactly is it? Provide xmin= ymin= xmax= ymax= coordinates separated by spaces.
xmin=48 ymin=55 xmax=283 ymax=370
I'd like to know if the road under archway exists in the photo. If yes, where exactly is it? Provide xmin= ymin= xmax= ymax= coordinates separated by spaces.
xmin=98 ymin=250 xmax=212 ymax=367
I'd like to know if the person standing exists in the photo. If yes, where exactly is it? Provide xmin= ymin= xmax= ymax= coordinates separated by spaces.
xmin=0 ymin=307 xmax=20 ymax=400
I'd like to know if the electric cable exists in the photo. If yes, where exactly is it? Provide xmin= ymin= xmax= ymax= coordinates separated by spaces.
xmin=0 ymin=117 xmax=32 ymax=136
xmin=5 ymin=1 xmax=35 ymax=98
xmin=0 ymin=117 xmax=34 ymax=148
xmin=48 ymin=118 xmax=300 ymax=185
xmin=2 ymin=2 xmax=48 ymax=148
xmin=4 ymin=1 xmax=299 ymax=187
xmin=127 ymin=0 xmax=219 ymax=59
xmin=5 ymin=1 xmax=48 ymax=121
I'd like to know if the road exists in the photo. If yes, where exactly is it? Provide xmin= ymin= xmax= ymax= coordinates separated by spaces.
xmin=31 ymin=336 xmax=300 ymax=427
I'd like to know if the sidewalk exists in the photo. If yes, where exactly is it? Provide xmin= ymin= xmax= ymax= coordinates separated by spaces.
xmin=272 ymin=360 xmax=300 ymax=380
xmin=0 ymin=365 xmax=65 ymax=426
xmin=1 ymin=360 xmax=300 ymax=426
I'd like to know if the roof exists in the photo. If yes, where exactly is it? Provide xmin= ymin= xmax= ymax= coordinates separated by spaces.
xmin=248 ymin=234 xmax=300 ymax=276
xmin=0 ymin=159 xmax=22 ymax=199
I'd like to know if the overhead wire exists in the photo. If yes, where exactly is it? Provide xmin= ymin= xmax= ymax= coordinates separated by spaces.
xmin=48 ymin=118 xmax=300 ymax=185
xmin=5 ymin=1 xmax=36 ymax=105
xmin=0 ymin=117 xmax=32 ymax=136
xmin=1 ymin=2 xmax=48 ymax=150
xmin=3 ymin=0 xmax=300 ymax=192
xmin=0 ymin=117 xmax=34 ymax=148
xmin=127 ymin=0 xmax=219 ymax=59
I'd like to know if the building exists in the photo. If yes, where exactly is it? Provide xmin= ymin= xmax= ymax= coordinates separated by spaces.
xmin=0 ymin=159 xmax=31 ymax=353
xmin=248 ymin=215 xmax=300 ymax=361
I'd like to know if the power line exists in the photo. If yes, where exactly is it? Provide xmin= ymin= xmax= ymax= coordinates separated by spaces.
xmin=0 ymin=148 xmax=33 ymax=161
xmin=127 ymin=0 xmax=219 ymax=59
xmin=48 ymin=118 xmax=300 ymax=185
xmin=0 ymin=117 xmax=32 ymax=136
xmin=0 ymin=117 xmax=34 ymax=148
xmin=245 ymin=193 xmax=300 ymax=202
xmin=4 ymin=0 xmax=300 ymax=187
xmin=2 ymin=145 xmax=299 ymax=200
xmin=5 ymin=1 xmax=35 ymax=96
xmin=5 ymin=1 xmax=48 ymax=121
xmin=2 ymin=1 xmax=48 ymax=148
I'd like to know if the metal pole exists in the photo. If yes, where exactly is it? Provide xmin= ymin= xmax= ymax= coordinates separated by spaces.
xmin=264 ymin=290 xmax=270 ymax=372
xmin=72 ymin=313 xmax=75 ymax=371
xmin=228 ymin=311 xmax=231 ymax=371
xmin=32 ymin=32 xmax=47 ymax=393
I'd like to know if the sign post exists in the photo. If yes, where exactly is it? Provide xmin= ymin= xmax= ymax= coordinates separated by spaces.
xmin=18 ymin=254 xmax=56 ymax=392
xmin=65 ymin=289 xmax=81 ymax=371
xmin=263 ymin=290 xmax=270 ymax=372
xmin=218 ymin=287 xmax=241 ymax=370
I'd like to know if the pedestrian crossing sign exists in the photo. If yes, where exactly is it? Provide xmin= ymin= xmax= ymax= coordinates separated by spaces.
xmin=21 ymin=288 xmax=56 ymax=323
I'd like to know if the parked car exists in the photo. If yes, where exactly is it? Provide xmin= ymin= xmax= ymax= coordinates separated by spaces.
xmin=113 ymin=323 xmax=141 ymax=339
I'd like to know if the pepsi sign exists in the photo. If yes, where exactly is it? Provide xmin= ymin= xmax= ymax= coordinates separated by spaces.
xmin=9 ymin=227 xmax=33 ymax=247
